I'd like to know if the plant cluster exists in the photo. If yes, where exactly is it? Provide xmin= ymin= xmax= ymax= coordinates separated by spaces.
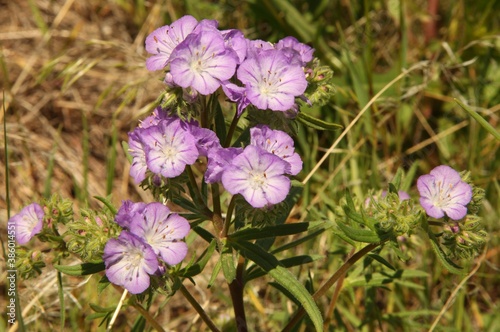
xmin=10 ymin=15 xmax=488 ymax=331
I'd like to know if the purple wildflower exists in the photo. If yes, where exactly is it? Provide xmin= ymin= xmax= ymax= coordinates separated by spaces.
xmin=170 ymin=30 xmax=238 ymax=95
xmin=237 ymin=49 xmax=307 ymax=111
xmin=205 ymin=147 xmax=243 ymax=184
xmin=187 ymin=122 xmax=222 ymax=157
xmin=145 ymin=15 xmax=198 ymax=71
xmin=222 ymin=145 xmax=291 ymax=208
xmin=221 ymin=82 xmax=250 ymax=116
xmin=417 ymin=165 xmax=472 ymax=220
xmin=10 ymin=203 xmax=44 ymax=245
xmin=275 ymin=36 xmax=314 ymax=66
xmin=129 ymin=203 xmax=190 ymax=266
xmin=250 ymin=125 xmax=302 ymax=175
xmin=128 ymin=130 xmax=148 ymax=183
xmin=141 ymin=119 xmax=199 ymax=178
xmin=221 ymin=29 xmax=248 ymax=63
xmin=103 ymin=231 xmax=159 ymax=294
xmin=114 ymin=200 xmax=146 ymax=229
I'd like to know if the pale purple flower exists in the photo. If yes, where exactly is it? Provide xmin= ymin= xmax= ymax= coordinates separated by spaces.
xmin=237 ymin=49 xmax=307 ymax=111
xmin=417 ymin=165 xmax=472 ymax=220
xmin=129 ymin=203 xmax=190 ymax=266
xmin=205 ymin=147 xmax=243 ymax=183
xmin=128 ymin=130 xmax=148 ymax=183
xmin=275 ymin=36 xmax=314 ymax=66
xmin=250 ymin=125 xmax=302 ymax=175
xmin=221 ymin=82 xmax=250 ymax=116
xmin=170 ymin=30 xmax=239 ymax=95
xmin=103 ymin=231 xmax=158 ymax=294
xmin=114 ymin=200 xmax=146 ymax=229
xmin=145 ymin=15 xmax=198 ymax=71
xmin=10 ymin=203 xmax=44 ymax=244
xmin=141 ymin=119 xmax=199 ymax=178
xmin=221 ymin=29 xmax=248 ymax=63
xmin=187 ymin=122 xmax=221 ymax=157
xmin=222 ymin=145 xmax=291 ymax=208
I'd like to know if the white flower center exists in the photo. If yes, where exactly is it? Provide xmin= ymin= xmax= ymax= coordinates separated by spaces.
xmin=432 ymin=180 xmax=455 ymax=207
xmin=127 ymin=249 xmax=145 ymax=268
xmin=249 ymin=171 xmax=267 ymax=189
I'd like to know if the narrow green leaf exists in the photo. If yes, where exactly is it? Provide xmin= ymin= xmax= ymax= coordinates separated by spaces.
xmin=367 ymin=253 xmax=397 ymax=271
xmin=208 ymin=258 xmax=222 ymax=288
xmin=97 ymin=275 xmax=111 ymax=294
xmin=232 ymin=240 xmax=323 ymax=331
xmin=297 ymin=111 xmax=343 ymax=131
xmin=192 ymin=225 xmax=216 ymax=244
xmin=230 ymin=221 xmax=326 ymax=241
xmin=344 ymin=270 xmax=429 ymax=288
xmin=213 ymin=98 xmax=227 ymax=143
xmin=428 ymin=233 xmax=464 ymax=274
xmin=179 ymin=240 xmax=217 ymax=278
xmin=271 ymin=227 xmax=330 ymax=254
xmin=455 ymin=99 xmax=500 ymax=141
xmin=122 ymin=140 xmax=132 ymax=164
xmin=221 ymin=245 xmax=237 ymax=283
xmin=246 ymin=255 xmax=324 ymax=282
xmin=336 ymin=220 xmax=386 ymax=243
xmin=94 ymin=196 xmax=117 ymax=214
xmin=54 ymin=261 xmax=105 ymax=276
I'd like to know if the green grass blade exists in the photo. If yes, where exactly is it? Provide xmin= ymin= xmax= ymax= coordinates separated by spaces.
xmin=455 ymin=99 xmax=500 ymax=141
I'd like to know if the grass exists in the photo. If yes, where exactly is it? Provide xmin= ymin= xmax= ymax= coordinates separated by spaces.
xmin=1 ymin=0 xmax=499 ymax=331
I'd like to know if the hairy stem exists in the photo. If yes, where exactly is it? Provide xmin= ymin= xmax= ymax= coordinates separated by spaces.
xmin=228 ymin=255 xmax=247 ymax=332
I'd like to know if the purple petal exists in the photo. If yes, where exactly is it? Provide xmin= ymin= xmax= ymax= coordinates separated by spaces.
xmin=170 ymin=31 xmax=238 ymax=95
xmin=144 ymin=15 xmax=198 ymax=71
xmin=103 ymin=231 xmax=158 ymax=294
xmin=129 ymin=203 xmax=190 ymax=265
xmin=11 ymin=203 xmax=44 ymax=244
xmin=222 ymin=146 xmax=291 ymax=208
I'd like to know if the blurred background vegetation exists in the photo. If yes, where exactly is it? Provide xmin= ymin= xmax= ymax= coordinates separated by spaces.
xmin=1 ymin=0 xmax=499 ymax=330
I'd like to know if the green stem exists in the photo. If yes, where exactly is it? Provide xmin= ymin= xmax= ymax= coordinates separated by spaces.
xmin=282 ymin=242 xmax=381 ymax=331
xmin=221 ymin=195 xmax=237 ymax=238
xmin=179 ymin=284 xmax=221 ymax=332
xmin=224 ymin=109 xmax=240 ymax=148
xmin=211 ymin=183 xmax=224 ymax=235
xmin=200 ymin=95 xmax=208 ymax=128
xmin=186 ymin=165 xmax=213 ymax=218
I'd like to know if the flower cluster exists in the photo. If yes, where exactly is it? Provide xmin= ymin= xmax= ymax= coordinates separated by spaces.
xmin=145 ymin=15 xmax=313 ymax=114
xmin=103 ymin=201 xmax=190 ymax=294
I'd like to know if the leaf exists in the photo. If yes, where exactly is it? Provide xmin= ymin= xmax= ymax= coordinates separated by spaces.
xmin=428 ymin=233 xmax=464 ymax=274
xmin=54 ymin=261 xmax=105 ymax=276
xmin=208 ymin=258 xmax=222 ymax=288
xmin=178 ymin=240 xmax=217 ymax=278
xmin=94 ymin=196 xmax=117 ymax=214
xmin=221 ymin=244 xmax=237 ymax=283
xmin=231 ymin=240 xmax=323 ymax=331
xmin=246 ymin=254 xmax=324 ymax=282
xmin=343 ymin=270 xmax=429 ymax=288
xmin=455 ymin=98 xmax=500 ymax=141
xmin=336 ymin=220 xmax=387 ymax=243
xmin=229 ymin=221 xmax=326 ymax=241
xmin=367 ymin=253 xmax=397 ymax=271
xmin=297 ymin=111 xmax=343 ymax=131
